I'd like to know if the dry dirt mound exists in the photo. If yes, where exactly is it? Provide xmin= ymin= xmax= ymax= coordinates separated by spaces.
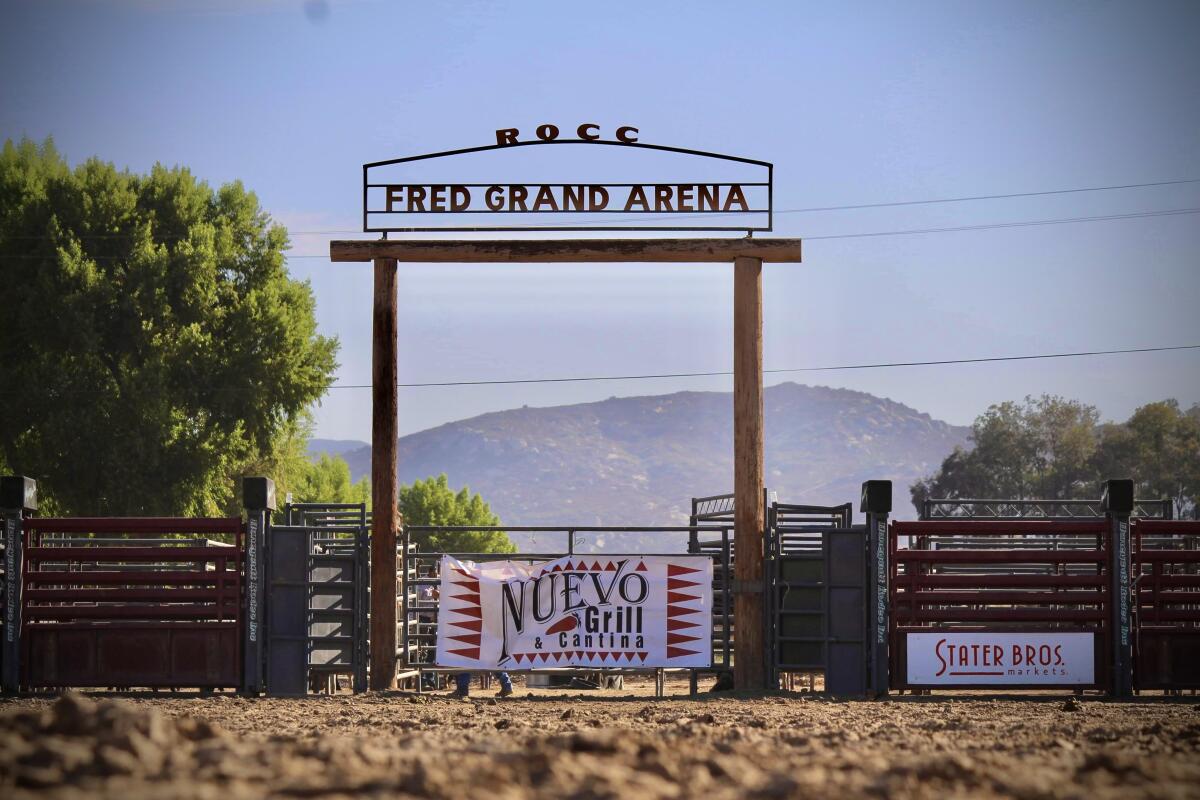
xmin=2 ymin=692 xmax=1199 ymax=799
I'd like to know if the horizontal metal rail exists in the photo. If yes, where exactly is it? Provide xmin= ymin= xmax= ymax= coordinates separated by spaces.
xmin=24 ymin=517 xmax=243 ymax=534
xmin=923 ymin=497 xmax=1172 ymax=520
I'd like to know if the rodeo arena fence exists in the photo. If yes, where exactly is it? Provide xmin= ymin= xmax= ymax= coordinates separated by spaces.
xmin=1 ymin=475 xmax=1197 ymax=697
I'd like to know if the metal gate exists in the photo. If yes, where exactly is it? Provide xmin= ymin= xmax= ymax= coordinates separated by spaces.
xmin=766 ymin=502 xmax=870 ymax=693
xmin=20 ymin=516 xmax=244 ymax=689
xmin=265 ymin=503 xmax=369 ymax=695
xmin=694 ymin=481 xmax=890 ymax=697
xmin=1131 ymin=518 xmax=1200 ymax=689
xmin=889 ymin=517 xmax=1113 ymax=691
xmin=687 ymin=494 xmax=743 ymax=690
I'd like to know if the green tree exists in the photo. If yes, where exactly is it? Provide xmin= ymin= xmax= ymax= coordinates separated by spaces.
xmin=911 ymin=395 xmax=1100 ymax=513
xmin=1095 ymin=400 xmax=1200 ymax=518
xmin=913 ymin=395 xmax=1200 ymax=517
xmin=400 ymin=474 xmax=514 ymax=554
xmin=0 ymin=138 xmax=338 ymax=515
xmin=291 ymin=453 xmax=370 ymax=506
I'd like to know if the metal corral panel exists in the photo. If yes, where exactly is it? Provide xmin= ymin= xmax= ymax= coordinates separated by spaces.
xmin=19 ymin=517 xmax=244 ymax=691
xmin=889 ymin=519 xmax=1113 ymax=691
xmin=1132 ymin=519 xmax=1200 ymax=689
xmin=25 ymin=623 xmax=240 ymax=688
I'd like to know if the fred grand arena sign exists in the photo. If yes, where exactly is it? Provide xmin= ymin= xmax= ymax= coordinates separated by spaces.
xmin=436 ymin=555 xmax=713 ymax=669
xmin=363 ymin=123 xmax=772 ymax=233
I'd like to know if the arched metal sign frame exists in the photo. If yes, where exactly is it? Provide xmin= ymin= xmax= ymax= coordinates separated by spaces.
xmin=362 ymin=139 xmax=773 ymax=234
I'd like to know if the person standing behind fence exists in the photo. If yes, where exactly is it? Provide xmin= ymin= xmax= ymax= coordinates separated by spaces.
xmin=451 ymin=671 xmax=513 ymax=698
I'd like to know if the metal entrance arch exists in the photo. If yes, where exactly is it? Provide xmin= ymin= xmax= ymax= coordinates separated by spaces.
xmin=330 ymin=236 xmax=802 ymax=690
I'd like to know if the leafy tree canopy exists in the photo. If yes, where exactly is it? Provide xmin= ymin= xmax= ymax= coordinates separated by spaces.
xmin=400 ymin=474 xmax=514 ymax=554
xmin=0 ymin=138 xmax=338 ymax=515
xmin=290 ymin=453 xmax=370 ymax=507
xmin=912 ymin=395 xmax=1200 ymax=517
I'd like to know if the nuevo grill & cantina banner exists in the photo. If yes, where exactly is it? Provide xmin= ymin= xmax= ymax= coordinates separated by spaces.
xmin=435 ymin=555 xmax=713 ymax=669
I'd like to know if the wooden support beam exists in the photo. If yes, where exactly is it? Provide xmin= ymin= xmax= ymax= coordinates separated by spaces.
xmin=370 ymin=257 xmax=399 ymax=691
xmin=330 ymin=237 xmax=801 ymax=264
xmin=733 ymin=255 xmax=765 ymax=691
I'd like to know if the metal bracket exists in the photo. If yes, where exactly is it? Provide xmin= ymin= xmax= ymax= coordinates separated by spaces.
xmin=729 ymin=579 xmax=763 ymax=594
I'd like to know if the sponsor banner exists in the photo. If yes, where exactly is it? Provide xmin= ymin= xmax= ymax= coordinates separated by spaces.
xmin=906 ymin=632 xmax=1095 ymax=685
xmin=436 ymin=554 xmax=712 ymax=669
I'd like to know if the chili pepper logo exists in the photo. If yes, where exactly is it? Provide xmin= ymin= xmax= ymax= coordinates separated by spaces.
xmin=545 ymin=612 xmax=580 ymax=635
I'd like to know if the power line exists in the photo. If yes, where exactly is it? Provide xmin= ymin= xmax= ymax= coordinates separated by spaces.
xmin=803 ymin=206 xmax=1200 ymax=241
xmin=2 ymin=344 xmax=1194 ymax=397
xmin=770 ymin=177 xmax=1200 ymax=214
xmin=6 ymin=203 xmax=1193 ymax=262
xmin=241 ymin=176 xmax=1200 ymax=231
xmin=265 ymin=206 xmax=1200 ymax=257
xmin=3 ymin=177 xmax=1198 ymax=240
xmin=313 ymin=344 xmax=1200 ymax=389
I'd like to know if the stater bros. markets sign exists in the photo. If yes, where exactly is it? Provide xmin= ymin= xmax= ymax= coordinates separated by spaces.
xmin=436 ymin=555 xmax=713 ymax=669
xmin=363 ymin=123 xmax=772 ymax=233
xmin=906 ymin=632 xmax=1096 ymax=685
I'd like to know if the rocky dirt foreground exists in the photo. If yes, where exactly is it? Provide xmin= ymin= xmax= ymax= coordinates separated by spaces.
xmin=1 ymin=690 xmax=1199 ymax=799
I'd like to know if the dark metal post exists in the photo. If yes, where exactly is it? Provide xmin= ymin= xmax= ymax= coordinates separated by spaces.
xmin=354 ymin=507 xmax=369 ymax=693
xmin=1 ymin=476 xmax=36 ymax=694
xmin=861 ymin=480 xmax=892 ymax=698
xmin=1102 ymin=478 xmax=1134 ymax=696
xmin=242 ymin=476 xmax=276 ymax=695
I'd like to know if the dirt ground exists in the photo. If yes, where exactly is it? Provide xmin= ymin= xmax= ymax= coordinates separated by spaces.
xmin=2 ymin=676 xmax=1199 ymax=799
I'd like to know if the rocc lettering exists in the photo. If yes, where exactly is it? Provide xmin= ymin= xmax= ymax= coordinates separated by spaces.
xmin=496 ymin=124 xmax=639 ymax=146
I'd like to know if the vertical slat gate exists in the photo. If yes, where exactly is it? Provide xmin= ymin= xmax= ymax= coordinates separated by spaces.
xmin=767 ymin=502 xmax=870 ymax=695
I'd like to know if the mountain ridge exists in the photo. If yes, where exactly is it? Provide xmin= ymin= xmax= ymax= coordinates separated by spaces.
xmin=333 ymin=382 xmax=969 ymax=531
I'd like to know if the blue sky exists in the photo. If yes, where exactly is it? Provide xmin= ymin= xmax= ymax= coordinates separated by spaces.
xmin=3 ymin=0 xmax=1198 ymax=440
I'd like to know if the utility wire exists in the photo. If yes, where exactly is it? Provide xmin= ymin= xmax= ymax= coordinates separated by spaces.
xmin=802 ymin=207 xmax=1200 ymax=241
xmin=6 ymin=204 xmax=1196 ymax=261
xmin=313 ymin=344 xmax=1200 ymax=389
xmin=3 ymin=177 xmax=1198 ymax=240
xmin=3 ymin=344 xmax=1195 ymax=397
xmin=267 ymin=206 xmax=1200 ymax=256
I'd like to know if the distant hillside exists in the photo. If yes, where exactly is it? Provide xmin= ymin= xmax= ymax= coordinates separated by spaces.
xmin=334 ymin=383 xmax=970 ymax=546
xmin=308 ymin=438 xmax=370 ymax=458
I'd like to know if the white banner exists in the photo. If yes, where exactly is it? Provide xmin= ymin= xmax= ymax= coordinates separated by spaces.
xmin=435 ymin=555 xmax=712 ymax=669
xmin=906 ymin=632 xmax=1095 ymax=685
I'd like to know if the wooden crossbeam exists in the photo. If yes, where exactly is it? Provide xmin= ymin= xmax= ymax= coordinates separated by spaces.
xmin=329 ymin=237 xmax=801 ymax=263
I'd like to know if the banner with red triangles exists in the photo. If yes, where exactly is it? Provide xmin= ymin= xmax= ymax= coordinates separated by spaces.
xmin=435 ymin=554 xmax=712 ymax=669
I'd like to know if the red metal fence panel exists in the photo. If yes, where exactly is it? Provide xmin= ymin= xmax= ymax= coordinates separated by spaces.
xmin=889 ymin=519 xmax=1111 ymax=690
xmin=1131 ymin=519 xmax=1200 ymax=689
xmin=21 ymin=517 xmax=243 ymax=689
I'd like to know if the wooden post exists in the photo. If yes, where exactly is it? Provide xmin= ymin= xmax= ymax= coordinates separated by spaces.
xmin=733 ymin=255 xmax=765 ymax=690
xmin=370 ymin=257 xmax=399 ymax=690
